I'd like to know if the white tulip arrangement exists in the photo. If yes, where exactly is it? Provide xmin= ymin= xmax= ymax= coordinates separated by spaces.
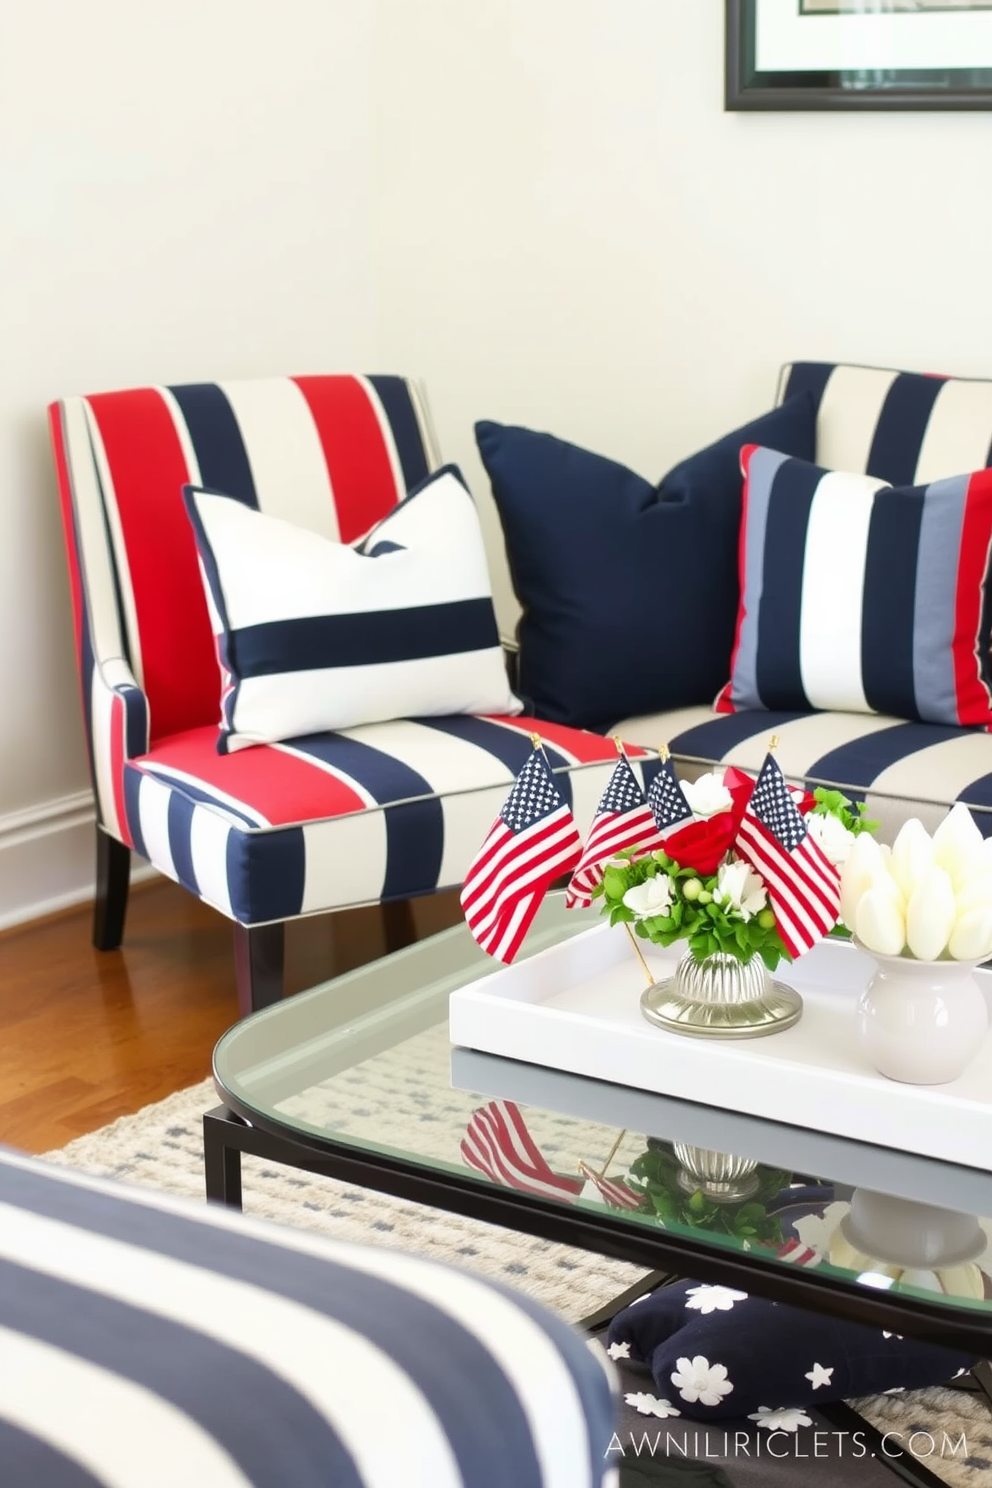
xmin=840 ymin=804 xmax=992 ymax=963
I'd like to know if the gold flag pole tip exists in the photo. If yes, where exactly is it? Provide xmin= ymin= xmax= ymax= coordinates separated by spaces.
xmin=658 ymin=743 xmax=670 ymax=763
xmin=530 ymin=732 xmax=542 ymax=749
xmin=769 ymin=734 xmax=780 ymax=751
xmin=612 ymin=734 xmax=626 ymax=756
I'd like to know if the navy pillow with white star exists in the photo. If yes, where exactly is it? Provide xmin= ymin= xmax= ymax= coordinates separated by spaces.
xmin=607 ymin=1280 xmax=976 ymax=1423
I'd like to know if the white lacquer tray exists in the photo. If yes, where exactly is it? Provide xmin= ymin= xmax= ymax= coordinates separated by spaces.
xmin=447 ymin=926 xmax=992 ymax=1170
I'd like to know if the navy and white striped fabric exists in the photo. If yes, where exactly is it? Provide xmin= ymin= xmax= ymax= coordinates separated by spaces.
xmin=717 ymin=446 xmax=992 ymax=727
xmin=123 ymin=717 xmax=636 ymax=925
xmin=615 ymin=362 xmax=992 ymax=840
xmin=183 ymin=467 xmax=521 ymax=753
xmin=49 ymin=376 xmax=633 ymax=926
xmin=0 ymin=1148 xmax=616 ymax=1488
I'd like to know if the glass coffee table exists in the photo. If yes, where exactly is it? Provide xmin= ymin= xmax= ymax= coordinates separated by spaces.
xmin=207 ymin=896 xmax=992 ymax=1363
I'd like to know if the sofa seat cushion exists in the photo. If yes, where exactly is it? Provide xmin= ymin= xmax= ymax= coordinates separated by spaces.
xmin=0 ymin=1148 xmax=614 ymax=1487
xmin=124 ymin=716 xmax=637 ymax=924
xmin=612 ymin=705 xmax=992 ymax=841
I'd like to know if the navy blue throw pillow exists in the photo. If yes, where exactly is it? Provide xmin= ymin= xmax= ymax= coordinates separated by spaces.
xmin=607 ymin=1279 xmax=975 ymax=1423
xmin=475 ymin=395 xmax=816 ymax=731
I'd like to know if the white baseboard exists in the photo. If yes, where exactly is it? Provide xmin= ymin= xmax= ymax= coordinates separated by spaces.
xmin=0 ymin=791 xmax=156 ymax=933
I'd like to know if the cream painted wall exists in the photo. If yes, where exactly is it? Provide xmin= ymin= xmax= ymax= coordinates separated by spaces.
xmin=4 ymin=0 xmax=992 ymax=924
xmin=0 ymin=0 xmax=375 ymax=923
xmin=369 ymin=0 xmax=992 ymax=632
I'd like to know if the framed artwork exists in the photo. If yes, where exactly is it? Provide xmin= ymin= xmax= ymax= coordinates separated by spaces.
xmin=726 ymin=0 xmax=992 ymax=108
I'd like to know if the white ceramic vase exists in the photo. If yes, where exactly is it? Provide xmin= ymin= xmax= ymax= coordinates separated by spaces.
xmin=857 ymin=951 xmax=989 ymax=1085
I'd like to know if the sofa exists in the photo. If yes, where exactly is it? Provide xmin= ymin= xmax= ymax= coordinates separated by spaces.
xmin=0 ymin=1146 xmax=615 ymax=1487
xmin=478 ymin=361 xmax=992 ymax=843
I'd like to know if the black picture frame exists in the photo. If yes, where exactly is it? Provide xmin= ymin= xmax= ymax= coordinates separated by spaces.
xmin=726 ymin=0 xmax=992 ymax=109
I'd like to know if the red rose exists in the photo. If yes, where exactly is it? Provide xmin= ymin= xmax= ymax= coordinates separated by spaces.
xmin=663 ymin=766 xmax=756 ymax=877
xmin=663 ymin=813 xmax=738 ymax=876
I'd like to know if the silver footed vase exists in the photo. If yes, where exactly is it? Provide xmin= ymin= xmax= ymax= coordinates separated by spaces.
xmin=640 ymin=949 xmax=803 ymax=1039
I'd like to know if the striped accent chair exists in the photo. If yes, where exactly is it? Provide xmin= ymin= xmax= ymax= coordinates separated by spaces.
xmin=49 ymin=377 xmax=631 ymax=1012
xmin=0 ymin=1147 xmax=616 ymax=1487
xmin=614 ymin=362 xmax=992 ymax=841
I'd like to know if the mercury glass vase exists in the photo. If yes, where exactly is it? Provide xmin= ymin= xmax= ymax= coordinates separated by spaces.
xmin=672 ymin=1143 xmax=760 ymax=1203
xmin=640 ymin=949 xmax=803 ymax=1039
xmin=857 ymin=951 xmax=988 ymax=1085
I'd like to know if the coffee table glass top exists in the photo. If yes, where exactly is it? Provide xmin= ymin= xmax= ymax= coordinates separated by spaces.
xmin=213 ymin=896 xmax=992 ymax=1326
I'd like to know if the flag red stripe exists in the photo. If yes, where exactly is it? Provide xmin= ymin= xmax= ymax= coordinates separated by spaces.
xmin=461 ymin=809 xmax=577 ymax=919
xmin=463 ymin=817 xmax=581 ymax=937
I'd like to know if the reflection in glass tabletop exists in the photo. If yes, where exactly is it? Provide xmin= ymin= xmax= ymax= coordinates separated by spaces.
xmin=212 ymin=895 xmax=992 ymax=1339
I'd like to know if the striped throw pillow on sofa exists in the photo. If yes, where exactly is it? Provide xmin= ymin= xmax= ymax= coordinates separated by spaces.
xmin=716 ymin=445 xmax=992 ymax=728
xmin=184 ymin=465 xmax=521 ymax=752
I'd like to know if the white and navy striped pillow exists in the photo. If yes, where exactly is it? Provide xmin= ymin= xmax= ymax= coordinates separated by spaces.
xmin=184 ymin=465 xmax=521 ymax=752
xmin=716 ymin=445 xmax=992 ymax=728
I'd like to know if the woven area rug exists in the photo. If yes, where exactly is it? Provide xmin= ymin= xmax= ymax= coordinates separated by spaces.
xmin=43 ymin=1079 xmax=992 ymax=1487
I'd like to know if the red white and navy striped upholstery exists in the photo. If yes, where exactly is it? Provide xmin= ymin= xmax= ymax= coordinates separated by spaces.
xmin=615 ymin=362 xmax=992 ymax=841
xmin=49 ymin=377 xmax=627 ymax=924
xmin=0 ymin=1148 xmax=615 ymax=1487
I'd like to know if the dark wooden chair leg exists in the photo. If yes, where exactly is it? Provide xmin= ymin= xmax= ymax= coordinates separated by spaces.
xmin=234 ymin=922 xmax=286 ymax=1017
xmin=93 ymin=826 xmax=131 ymax=951
xmin=381 ymin=898 xmax=417 ymax=954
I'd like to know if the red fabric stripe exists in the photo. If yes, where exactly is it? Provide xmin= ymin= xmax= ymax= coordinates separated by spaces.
xmin=715 ymin=442 xmax=759 ymax=714
xmin=110 ymin=693 xmax=132 ymax=847
xmin=491 ymin=716 xmax=643 ymax=765
xmin=86 ymin=390 xmax=217 ymax=742
xmin=292 ymin=376 xmax=401 ymax=543
xmin=48 ymin=406 xmax=85 ymax=681
xmin=134 ymin=726 xmax=367 ymax=825
xmin=952 ymin=471 xmax=992 ymax=726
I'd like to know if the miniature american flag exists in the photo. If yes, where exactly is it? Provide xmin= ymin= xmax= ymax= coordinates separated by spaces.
xmin=461 ymin=1101 xmax=584 ymax=1198
xmin=646 ymin=754 xmax=694 ymax=836
xmin=566 ymin=756 xmax=665 ymax=908
xmin=577 ymin=1161 xmax=643 ymax=1211
xmin=735 ymin=753 xmax=840 ymax=959
xmin=460 ymin=746 xmax=582 ymax=963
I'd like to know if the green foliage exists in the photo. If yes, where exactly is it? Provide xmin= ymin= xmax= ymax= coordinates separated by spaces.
xmin=595 ymin=781 xmax=873 ymax=968
xmin=627 ymin=1145 xmax=790 ymax=1246
xmin=810 ymin=787 xmax=878 ymax=837
xmin=595 ymin=850 xmax=790 ymax=967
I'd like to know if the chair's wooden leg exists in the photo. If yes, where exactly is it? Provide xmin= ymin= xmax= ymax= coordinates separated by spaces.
xmin=233 ymin=922 xmax=286 ymax=1017
xmin=381 ymin=899 xmax=417 ymax=954
xmin=93 ymin=826 xmax=131 ymax=951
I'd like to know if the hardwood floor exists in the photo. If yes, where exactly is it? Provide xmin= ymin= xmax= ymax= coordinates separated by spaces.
xmin=0 ymin=876 xmax=463 ymax=1155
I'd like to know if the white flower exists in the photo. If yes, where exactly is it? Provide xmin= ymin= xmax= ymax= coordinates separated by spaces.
xmin=682 ymin=771 xmax=732 ymax=820
xmin=670 ymin=1356 xmax=734 ymax=1407
xmin=890 ymin=818 xmax=935 ymax=900
xmin=749 ymin=1406 xmax=813 ymax=1433
xmin=905 ymin=865 xmax=956 ymax=961
xmin=855 ymin=887 xmax=906 ymax=956
xmin=713 ymin=859 xmax=767 ymax=921
xmin=607 ymin=1340 xmax=632 ymax=1360
xmin=684 ymin=1284 xmax=748 ymax=1315
xmin=623 ymin=877 xmax=673 ymax=919
xmin=806 ymin=812 xmax=857 ymax=867
xmin=805 ymin=1363 xmax=834 ymax=1390
xmin=625 ymin=1392 xmax=682 ymax=1419
xmin=933 ymin=802 xmax=986 ymax=890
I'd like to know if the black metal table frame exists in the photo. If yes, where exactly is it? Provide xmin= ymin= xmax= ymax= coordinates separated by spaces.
xmin=204 ymin=1099 xmax=992 ymax=1488
xmin=203 ymin=1100 xmax=992 ymax=1356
